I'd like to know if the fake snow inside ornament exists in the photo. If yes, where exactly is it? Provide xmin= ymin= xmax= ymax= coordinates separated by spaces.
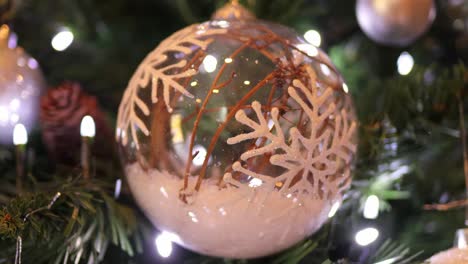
xmin=116 ymin=1 xmax=358 ymax=259
xmin=0 ymin=25 xmax=45 ymax=144
xmin=356 ymin=0 xmax=436 ymax=46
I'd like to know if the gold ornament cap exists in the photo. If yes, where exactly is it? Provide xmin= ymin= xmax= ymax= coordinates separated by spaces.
xmin=211 ymin=0 xmax=255 ymax=21
xmin=0 ymin=24 xmax=9 ymax=47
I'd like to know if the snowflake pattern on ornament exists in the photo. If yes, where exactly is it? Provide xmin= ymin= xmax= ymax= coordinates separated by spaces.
xmin=224 ymin=66 xmax=357 ymax=200
xmin=116 ymin=25 xmax=226 ymax=148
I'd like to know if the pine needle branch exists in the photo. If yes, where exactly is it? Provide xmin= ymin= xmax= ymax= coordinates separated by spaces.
xmin=0 ymin=176 xmax=141 ymax=264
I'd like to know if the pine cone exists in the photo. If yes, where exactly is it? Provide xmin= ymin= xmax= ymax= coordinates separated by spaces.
xmin=40 ymin=82 xmax=113 ymax=165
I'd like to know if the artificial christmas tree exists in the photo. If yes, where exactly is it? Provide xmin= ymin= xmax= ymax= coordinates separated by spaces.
xmin=0 ymin=0 xmax=466 ymax=263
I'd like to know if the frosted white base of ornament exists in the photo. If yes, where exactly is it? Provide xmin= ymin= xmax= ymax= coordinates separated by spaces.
xmin=429 ymin=248 xmax=468 ymax=264
xmin=126 ymin=163 xmax=335 ymax=259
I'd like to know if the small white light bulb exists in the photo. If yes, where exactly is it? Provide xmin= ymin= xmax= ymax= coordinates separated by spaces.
xmin=355 ymin=227 xmax=379 ymax=246
xmin=203 ymin=55 xmax=218 ymax=73
xmin=13 ymin=123 xmax=28 ymax=145
xmin=304 ymin=29 xmax=322 ymax=47
xmin=363 ymin=195 xmax=380 ymax=219
xmin=155 ymin=232 xmax=173 ymax=258
xmin=51 ymin=29 xmax=74 ymax=51
xmin=80 ymin=115 xmax=95 ymax=138
xmin=397 ymin=51 xmax=414 ymax=76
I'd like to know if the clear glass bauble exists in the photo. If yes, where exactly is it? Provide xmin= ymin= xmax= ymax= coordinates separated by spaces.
xmin=116 ymin=8 xmax=358 ymax=258
xmin=429 ymin=248 xmax=468 ymax=264
xmin=0 ymin=25 xmax=46 ymax=144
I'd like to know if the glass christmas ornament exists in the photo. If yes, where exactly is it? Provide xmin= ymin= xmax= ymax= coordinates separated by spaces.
xmin=0 ymin=25 xmax=45 ymax=144
xmin=116 ymin=2 xmax=358 ymax=259
xmin=427 ymin=229 xmax=468 ymax=263
xmin=356 ymin=0 xmax=436 ymax=46
xmin=429 ymin=248 xmax=468 ymax=264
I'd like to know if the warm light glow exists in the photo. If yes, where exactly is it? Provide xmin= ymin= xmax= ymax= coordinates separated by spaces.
xmin=363 ymin=195 xmax=380 ymax=219
xmin=243 ymin=80 xmax=251 ymax=85
xmin=16 ymin=74 xmax=24 ymax=84
xmin=80 ymin=115 xmax=96 ymax=138
xmin=224 ymin=57 xmax=233 ymax=63
xmin=192 ymin=145 xmax=207 ymax=166
xmin=170 ymin=114 xmax=184 ymax=144
xmin=13 ymin=123 xmax=28 ymax=145
xmin=203 ymin=55 xmax=218 ymax=73
xmin=397 ymin=52 xmax=414 ymax=76
xmin=328 ymin=201 xmax=341 ymax=218
xmin=355 ymin=227 xmax=379 ymax=246
xmin=304 ymin=29 xmax=321 ymax=47
xmin=51 ymin=29 xmax=74 ymax=51
xmin=296 ymin=43 xmax=318 ymax=57
xmin=155 ymin=232 xmax=174 ymax=258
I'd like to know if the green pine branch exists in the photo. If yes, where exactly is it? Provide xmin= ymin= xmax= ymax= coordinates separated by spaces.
xmin=0 ymin=176 xmax=141 ymax=264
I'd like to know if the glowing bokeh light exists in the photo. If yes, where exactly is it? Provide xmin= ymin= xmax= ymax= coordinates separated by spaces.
xmin=51 ymin=29 xmax=74 ymax=51
xmin=155 ymin=232 xmax=174 ymax=258
xmin=80 ymin=115 xmax=96 ymax=138
xmin=304 ymin=29 xmax=321 ymax=47
xmin=397 ymin=52 xmax=414 ymax=75
xmin=363 ymin=195 xmax=380 ymax=219
xmin=13 ymin=123 xmax=28 ymax=145
xmin=203 ymin=55 xmax=218 ymax=73
xmin=355 ymin=227 xmax=379 ymax=246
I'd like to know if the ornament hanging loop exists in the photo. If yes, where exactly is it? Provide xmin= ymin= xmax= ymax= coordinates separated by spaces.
xmin=212 ymin=0 xmax=255 ymax=21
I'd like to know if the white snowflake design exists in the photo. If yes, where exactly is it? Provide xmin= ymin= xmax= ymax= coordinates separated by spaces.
xmin=116 ymin=25 xmax=226 ymax=147
xmin=224 ymin=66 xmax=357 ymax=200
